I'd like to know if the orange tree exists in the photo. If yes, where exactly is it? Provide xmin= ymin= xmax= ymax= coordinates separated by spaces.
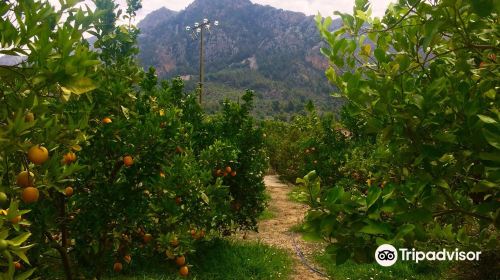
xmin=294 ymin=0 xmax=500 ymax=268
xmin=263 ymin=104 xmax=353 ymax=187
xmin=200 ymin=91 xmax=267 ymax=232
xmin=1 ymin=0 xmax=267 ymax=279
xmin=0 ymin=0 xmax=100 ymax=278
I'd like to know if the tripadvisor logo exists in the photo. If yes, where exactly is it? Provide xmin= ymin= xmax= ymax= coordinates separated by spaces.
xmin=375 ymin=244 xmax=482 ymax=267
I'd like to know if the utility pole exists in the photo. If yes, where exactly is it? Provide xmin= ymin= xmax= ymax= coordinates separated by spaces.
xmin=186 ymin=19 xmax=219 ymax=106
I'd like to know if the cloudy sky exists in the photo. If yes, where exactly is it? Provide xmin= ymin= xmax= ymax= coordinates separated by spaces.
xmin=49 ymin=0 xmax=396 ymax=23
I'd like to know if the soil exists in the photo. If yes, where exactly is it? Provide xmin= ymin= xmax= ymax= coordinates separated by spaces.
xmin=238 ymin=175 xmax=330 ymax=280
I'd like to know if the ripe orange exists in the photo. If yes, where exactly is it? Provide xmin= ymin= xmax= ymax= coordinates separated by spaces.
xmin=28 ymin=145 xmax=49 ymax=165
xmin=103 ymin=117 xmax=112 ymax=124
xmin=16 ymin=171 xmax=35 ymax=187
xmin=124 ymin=255 xmax=132 ymax=264
xmin=143 ymin=233 xmax=153 ymax=243
xmin=113 ymin=262 xmax=123 ymax=272
xmin=62 ymin=152 xmax=77 ymax=165
xmin=10 ymin=215 xmax=22 ymax=224
xmin=14 ymin=262 xmax=22 ymax=270
xmin=231 ymin=171 xmax=237 ymax=177
xmin=179 ymin=265 xmax=189 ymax=277
xmin=175 ymin=255 xmax=186 ymax=266
xmin=65 ymin=186 xmax=74 ymax=197
xmin=160 ymin=171 xmax=166 ymax=178
xmin=225 ymin=166 xmax=232 ymax=173
xmin=22 ymin=187 xmax=39 ymax=203
xmin=24 ymin=112 xmax=34 ymax=122
xmin=123 ymin=155 xmax=134 ymax=167
xmin=223 ymin=172 xmax=228 ymax=177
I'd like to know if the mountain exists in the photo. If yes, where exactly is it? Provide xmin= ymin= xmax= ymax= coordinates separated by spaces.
xmin=137 ymin=0 xmax=343 ymax=117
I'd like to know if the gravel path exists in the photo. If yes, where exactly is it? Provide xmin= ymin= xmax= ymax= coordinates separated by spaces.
xmin=239 ymin=175 xmax=329 ymax=280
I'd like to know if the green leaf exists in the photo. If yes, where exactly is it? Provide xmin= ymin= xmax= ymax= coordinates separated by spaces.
xmin=482 ymin=128 xmax=500 ymax=149
xmin=374 ymin=48 xmax=386 ymax=62
xmin=61 ymin=77 xmax=97 ymax=95
xmin=0 ymin=230 xmax=9 ymax=240
xmin=456 ymin=228 xmax=469 ymax=244
xmin=411 ymin=94 xmax=424 ymax=109
xmin=9 ymin=232 xmax=30 ymax=246
xmin=436 ymin=179 xmax=450 ymax=189
xmin=478 ymin=152 xmax=500 ymax=162
xmin=394 ymin=224 xmax=415 ymax=240
xmin=121 ymin=105 xmax=130 ymax=119
xmin=325 ymin=186 xmax=344 ymax=205
xmin=478 ymin=115 xmax=497 ymax=124
xmin=200 ymin=192 xmax=209 ymax=204
xmin=366 ymin=187 xmax=382 ymax=208
xmin=360 ymin=221 xmax=391 ymax=236
xmin=14 ymin=268 xmax=35 ymax=280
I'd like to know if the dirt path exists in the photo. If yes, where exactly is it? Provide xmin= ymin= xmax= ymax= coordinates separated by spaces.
xmin=240 ymin=175 xmax=329 ymax=280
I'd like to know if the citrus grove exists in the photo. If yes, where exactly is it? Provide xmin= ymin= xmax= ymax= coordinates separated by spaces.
xmin=0 ymin=0 xmax=266 ymax=278
xmin=265 ymin=0 xmax=499 ymax=276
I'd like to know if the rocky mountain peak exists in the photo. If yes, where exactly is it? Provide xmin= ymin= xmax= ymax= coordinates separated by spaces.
xmin=137 ymin=0 xmax=342 ymax=116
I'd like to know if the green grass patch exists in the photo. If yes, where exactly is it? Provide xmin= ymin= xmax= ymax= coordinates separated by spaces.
xmin=289 ymin=222 xmax=305 ymax=233
xmin=105 ymin=238 xmax=293 ymax=280
xmin=259 ymin=208 xmax=275 ymax=221
xmin=315 ymin=251 xmax=450 ymax=280
xmin=258 ymin=191 xmax=275 ymax=221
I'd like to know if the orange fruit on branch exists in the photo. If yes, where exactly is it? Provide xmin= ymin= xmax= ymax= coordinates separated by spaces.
xmin=179 ymin=265 xmax=189 ymax=277
xmin=22 ymin=187 xmax=39 ymax=203
xmin=16 ymin=171 xmax=34 ymax=187
xmin=102 ymin=117 xmax=112 ymax=124
xmin=143 ymin=233 xmax=153 ymax=243
xmin=28 ymin=145 xmax=49 ymax=165
xmin=231 ymin=171 xmax=237 ymax=177
xmin=113 ymin=262 xmax=123 ymax=272
xmin=14 ymin=262 xmax=22 ymax=270
xmin=65 ymin=186 xmax=74 ymax=197
xmin=10 ymin=215 xmax=22 ymax=224
xmin=123 ymin=155 xmax=134 ymax=167
xmin=175 ymin=255 xmax=186 ymax=266
xmin=225 ymin=166 xmax=232 ymax=173
xmin=123 ymin=255 xmax=132 ymax=264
